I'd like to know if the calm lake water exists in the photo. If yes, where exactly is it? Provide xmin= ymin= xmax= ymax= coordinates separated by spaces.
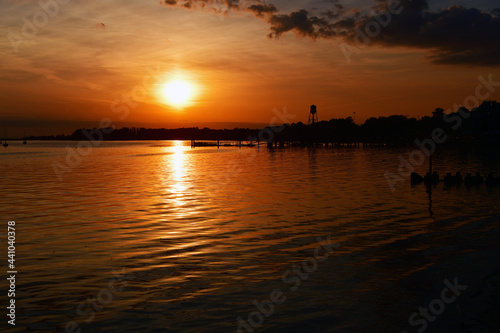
xmin=1 ymin=141 xmax=500 ymax=333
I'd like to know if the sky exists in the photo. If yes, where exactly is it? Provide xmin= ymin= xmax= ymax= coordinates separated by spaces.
xmin=0 ymin=0 xmax=499 ymax=136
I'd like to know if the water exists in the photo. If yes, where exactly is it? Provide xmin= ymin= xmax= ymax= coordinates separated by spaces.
xmin=1 ymin=141 xmax=500 ymax=332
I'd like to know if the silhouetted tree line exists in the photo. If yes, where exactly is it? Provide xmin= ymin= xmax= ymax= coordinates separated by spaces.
xmin=31 ymin=101 xmax=500 ymax=145
xmin=33 ymin=127 xmax=260 ymax=141
xmin=269 ymin=100 xmax=500 ymax=146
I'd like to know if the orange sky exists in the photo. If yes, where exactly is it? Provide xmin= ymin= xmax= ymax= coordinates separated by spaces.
xmin=0 ymin=0 xmax=499 ymax=136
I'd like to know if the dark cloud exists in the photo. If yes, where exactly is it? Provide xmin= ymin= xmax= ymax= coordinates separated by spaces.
xmin=268 ymin=10 xmax=323 ymax=38
xmin=161 ymin=0 xmax=346 ymax=38
xmin=247 ymin=4 xmax=277 ymax=17
xmin=162 ymin=0 xmax=238 ymax=9
xmin=323 ymin=0 xmax=344 ymax=19
xmin=161 ymin=0 xmax=500 ymax=66
xmin=350 ymin=0 xmax=500 ymax=66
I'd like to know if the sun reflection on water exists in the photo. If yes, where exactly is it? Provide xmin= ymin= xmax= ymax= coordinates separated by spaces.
xmin=164 ymin=141 xmax=190 ymax=211
xmin=172 ymin=142 xmax=186 ymax=187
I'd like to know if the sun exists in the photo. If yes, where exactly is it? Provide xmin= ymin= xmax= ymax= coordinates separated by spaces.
xmin=161 ymin=79 xmax=194 ymax=108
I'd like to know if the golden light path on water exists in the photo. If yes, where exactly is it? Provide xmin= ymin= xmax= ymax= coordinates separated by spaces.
xmin=168 ymin=141 xmax=189 ymax=211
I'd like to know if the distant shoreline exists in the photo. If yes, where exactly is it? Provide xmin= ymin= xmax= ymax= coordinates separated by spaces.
xmin=8 ymin=100 xmax=500 ymax=146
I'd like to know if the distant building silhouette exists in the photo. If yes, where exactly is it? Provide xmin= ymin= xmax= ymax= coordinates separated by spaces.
xmin=308 ymin=105 xmax=318 ymax=125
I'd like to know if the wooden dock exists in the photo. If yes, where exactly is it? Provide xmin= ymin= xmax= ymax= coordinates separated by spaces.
xmin=190 ymin=140 xmax=258 ymax=148
xmin=191 ymin=139 xmax=393 ymax=149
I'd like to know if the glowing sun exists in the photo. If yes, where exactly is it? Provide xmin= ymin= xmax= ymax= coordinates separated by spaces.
xmin=161 ymin=79 xmax=194 ymax=108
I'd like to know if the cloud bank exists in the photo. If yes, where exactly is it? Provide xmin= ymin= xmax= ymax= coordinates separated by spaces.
xmin=162 ymin=0 xmax=500 ymax=66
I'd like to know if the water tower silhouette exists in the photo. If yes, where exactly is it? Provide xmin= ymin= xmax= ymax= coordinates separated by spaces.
xmin=308 ymin=105 xmax=318 ymax=125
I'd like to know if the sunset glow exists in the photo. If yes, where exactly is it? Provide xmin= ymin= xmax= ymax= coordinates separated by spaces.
xmin=161 ymin=79 xmax=195 ymax=108
xmin=0 ymin=0 xmax=498 ymax=136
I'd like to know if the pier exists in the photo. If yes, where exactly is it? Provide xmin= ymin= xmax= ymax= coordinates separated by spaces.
xmin=190 ymin=138 xmax=394 ymax=149
xmin=191 ymin=140 xmax=258 ymax=148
